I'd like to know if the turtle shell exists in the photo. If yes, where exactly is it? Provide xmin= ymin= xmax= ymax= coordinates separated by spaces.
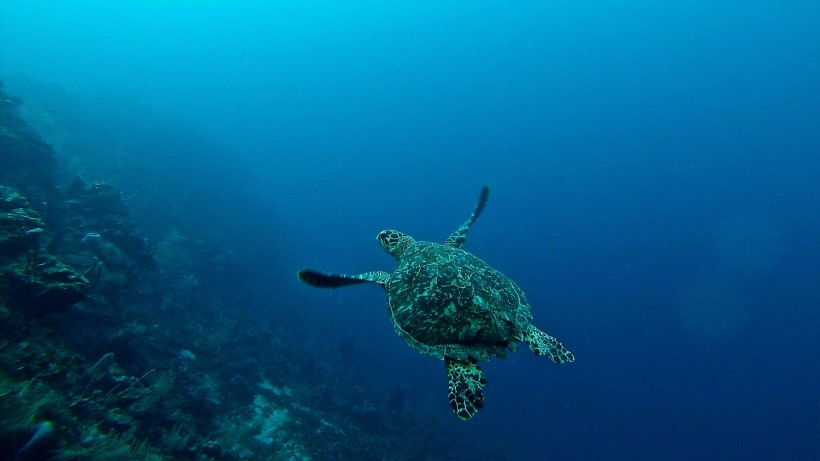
xmin=386 ymin=241 xmax=533 ymax=361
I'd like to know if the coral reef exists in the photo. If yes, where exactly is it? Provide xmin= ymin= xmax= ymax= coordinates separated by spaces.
xmin=0 ymin=80 xmax=57 ymax=211
xmin=0 ymin=83 xmax=483 ymax=460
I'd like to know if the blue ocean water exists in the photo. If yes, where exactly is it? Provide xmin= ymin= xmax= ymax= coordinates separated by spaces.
xmin=1 ymin=1 xmax=818 ymax=460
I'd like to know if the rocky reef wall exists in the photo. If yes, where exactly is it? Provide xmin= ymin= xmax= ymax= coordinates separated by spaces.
xmin=0 ymin=81 xmax=489 ymax=461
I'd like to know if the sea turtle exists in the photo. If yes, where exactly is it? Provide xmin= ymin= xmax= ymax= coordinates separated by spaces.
xmin=298 ymin=185 xmax=574 ymax=420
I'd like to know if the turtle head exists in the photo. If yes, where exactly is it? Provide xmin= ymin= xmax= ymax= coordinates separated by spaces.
xmin=377 ymin=229 xmax=415 ymax=259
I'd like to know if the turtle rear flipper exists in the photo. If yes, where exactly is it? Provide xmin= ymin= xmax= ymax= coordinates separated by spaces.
xmin=446 ymin=357 xmax=486 ymax=420
xmin=524 ymin=325 xmax=575 ymax=364
xmin=298 ymin=269 xmax=389 ymax=288
xmin=445 ymin=184 xmax=490 ymax=248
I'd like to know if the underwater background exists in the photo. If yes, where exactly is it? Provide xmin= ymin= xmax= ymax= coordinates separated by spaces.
xmin=1 ymin=1 xmax=818 ymax=460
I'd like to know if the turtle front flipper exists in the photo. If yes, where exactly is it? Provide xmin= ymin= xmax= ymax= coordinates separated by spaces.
xmin=524 ymin=325 xmax=575 ymax=364
xmin=445 ymin=184 xmax=490 ymax=248
xmin=298 ymin=269 xmax=389 ymax=288
xmin=445 ymin=357 xmax=486 ymax=420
